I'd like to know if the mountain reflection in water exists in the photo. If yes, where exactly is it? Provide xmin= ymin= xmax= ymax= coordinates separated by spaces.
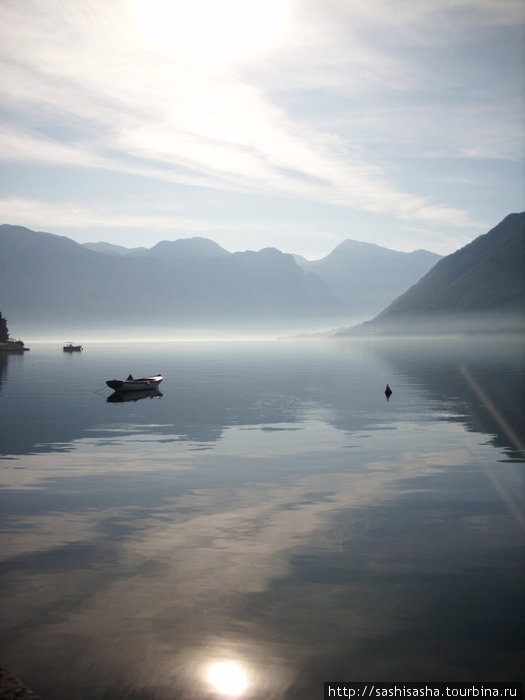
xmin=0 ymin=337 xmax=523 ymax=699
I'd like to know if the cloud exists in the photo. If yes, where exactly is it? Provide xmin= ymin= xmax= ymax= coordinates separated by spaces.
xmin=0 ymin=196 xmax=330 ymax=256
xmin=0 ymin=126 xmax=102 ymax=167
xmin=0 ymin=196 xmax=242 ymax=235
xmin=0 ymin=3 xmax=485 ymax=216
xmin=0 ymin=0 xmax=523 ymax=254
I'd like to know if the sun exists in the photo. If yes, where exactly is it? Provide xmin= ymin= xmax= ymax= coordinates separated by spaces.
xmin=135 ymin=0 xmax=290 ymax=61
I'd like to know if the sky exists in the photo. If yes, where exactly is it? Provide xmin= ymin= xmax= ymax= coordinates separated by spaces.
xmin=1 ymin=0 xmax=524 ymax=259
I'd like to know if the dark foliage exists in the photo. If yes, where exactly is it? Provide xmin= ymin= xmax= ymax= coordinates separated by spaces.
xmin=0 ymin=311 xmax=9 ymax=342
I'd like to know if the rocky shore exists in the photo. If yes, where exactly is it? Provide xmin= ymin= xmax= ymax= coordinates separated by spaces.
xmin=0 ymin=666 xmax=41 ymax=699
xmin=0 ymin=341 xmax=29 ymax=353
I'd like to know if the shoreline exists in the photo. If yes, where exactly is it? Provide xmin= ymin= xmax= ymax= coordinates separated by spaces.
xmin=0 ymin=341 xmax=29 ymax=353
xmin=0 ymin=665 xmax=41 ymax=699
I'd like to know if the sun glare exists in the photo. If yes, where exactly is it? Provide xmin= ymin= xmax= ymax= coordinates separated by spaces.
xmin=135 ymin=0 xmax=290 ymax=61
xmin=207 ymin=661 xmax=248 ymax=696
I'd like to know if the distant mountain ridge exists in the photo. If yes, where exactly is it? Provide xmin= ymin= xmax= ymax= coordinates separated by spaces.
xmin=83 ymin=241 xmax=148 ymax=256
xmin=0 ymin=225 xmax=338 ymax=335
xmin=4 ymin=219 xmax=518 ymax=338
xmin=81 ymin=234 xmax=441 ymax=322
xmin=296 ymin=239 xmax=441 ymax=318
xmin=146 ymin=237 xmax=230 ymax=260
xmin=339 ymin=212 xmax=525 ymax=335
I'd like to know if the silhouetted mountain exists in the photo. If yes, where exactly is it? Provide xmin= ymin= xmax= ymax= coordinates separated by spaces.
xmin=82 ymin=241 xmax=149 ymax=256
xmin=0 ymin=225 xmax=338 ymax=335
xmin=296 ymin=240 xmax=441 ymax=319
xmin=339 ymin=213 xmax=525 ymax=335
xmin=86 ymin=236 xmax=439 ymax=321
xmin=146 ymin=237 xmax=231 ymax=260
xmin=84 ymin=237 xmax=230 ymax=259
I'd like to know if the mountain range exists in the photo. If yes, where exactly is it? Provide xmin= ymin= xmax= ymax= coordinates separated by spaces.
xmin=296 ymin=240 xmax=439 ymax=318
xmin=1 ymin=214 xmax=523 ymax=338
xmin=338 ymin=212 xmax=525 ymax=335
xmin=0 ymin=225 xmax=440 ymax=337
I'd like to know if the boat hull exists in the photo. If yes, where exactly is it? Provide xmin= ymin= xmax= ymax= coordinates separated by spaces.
xmin=106 ymin=375 xmax=163 ymax=392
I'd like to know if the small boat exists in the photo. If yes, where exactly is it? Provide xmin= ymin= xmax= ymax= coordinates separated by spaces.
xmin=106 ymin=373 xmax=163 ymax=392
xmin=63 ymin=343 xmax=82 ymax=352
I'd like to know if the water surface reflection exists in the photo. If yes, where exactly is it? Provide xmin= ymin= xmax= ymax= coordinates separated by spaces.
xmin=0 ymin=339 xmax=523 ymax=698
xmin=107 ymin=388 xmax=163 ymax=402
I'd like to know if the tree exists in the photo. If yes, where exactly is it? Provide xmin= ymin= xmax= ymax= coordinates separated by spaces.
xmin=0 ymin=311 xmax=9 ymax=342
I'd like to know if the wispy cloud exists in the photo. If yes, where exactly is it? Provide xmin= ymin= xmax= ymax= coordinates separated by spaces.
xmin=0 ymin=197 xmax=201 ymax=231
xmin=0 ymin=0 xmax=523 ymax=252
xmin=0 ymin=196 xmax=331 ymax=253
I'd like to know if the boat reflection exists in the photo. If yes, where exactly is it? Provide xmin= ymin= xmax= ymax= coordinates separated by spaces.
xmin=107 ymin=388 xmax=163 ymax=403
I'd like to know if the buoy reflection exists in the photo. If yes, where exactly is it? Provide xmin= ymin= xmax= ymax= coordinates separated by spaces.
xmin=207 ymin=661 xmax=248 ymax=697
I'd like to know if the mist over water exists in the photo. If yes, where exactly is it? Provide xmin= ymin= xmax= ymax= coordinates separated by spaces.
xmin=11 ymin=318 xmax=358 ymax=343
xmin=10 ymin=308 xmax=525 ymax=346
xmin=0 ymin=336 xmax=523 ymax=699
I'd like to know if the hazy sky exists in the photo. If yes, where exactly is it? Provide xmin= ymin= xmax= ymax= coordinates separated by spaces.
xmin=1 ymin=0 xmax=523 ymax=258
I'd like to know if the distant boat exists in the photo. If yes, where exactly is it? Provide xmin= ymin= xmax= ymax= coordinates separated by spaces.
xmin=106 ymin=374 xmax=163 ymax=392
xmin=63 ymin=343 xmax=82 ymax=352
xmin=385 ymin=383 xmax=392 ymax=399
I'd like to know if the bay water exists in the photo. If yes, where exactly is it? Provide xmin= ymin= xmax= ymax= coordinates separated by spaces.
xmin=0 ymin=336 xmax=523 ymax=699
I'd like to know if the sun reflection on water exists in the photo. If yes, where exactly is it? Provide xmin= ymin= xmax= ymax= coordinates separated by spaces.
xmin=205 ymin=660 xmax=249 ymax=697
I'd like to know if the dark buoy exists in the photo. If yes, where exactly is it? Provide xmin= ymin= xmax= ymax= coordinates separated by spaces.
xmin=385 ymin=384 xmax=392 ymax=400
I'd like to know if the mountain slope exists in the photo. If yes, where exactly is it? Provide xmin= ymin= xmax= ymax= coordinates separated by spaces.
xmin=147 ymin=237 xmax=230 ymax=260
xmin=0 ymin=225 xmax=337 ymax=335
xmin=297 ymin=239 xmax=441 ymax=319
xmin=83 ymin=237 xmax=231 ymax=259
xmin=339 ymin=213 xmax=525 ymax=335
xmin=82 ymin=242 xmax=148 ymax=256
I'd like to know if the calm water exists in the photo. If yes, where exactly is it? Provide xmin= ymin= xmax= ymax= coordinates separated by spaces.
xmin=0 ymin=337 xmax=524 ymax=699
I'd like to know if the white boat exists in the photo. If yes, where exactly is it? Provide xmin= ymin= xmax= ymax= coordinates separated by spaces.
xmin=106 ymin=374 xmax=163 ymax=392
xmin=63 ymin=343 xmax=82 ymax=352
